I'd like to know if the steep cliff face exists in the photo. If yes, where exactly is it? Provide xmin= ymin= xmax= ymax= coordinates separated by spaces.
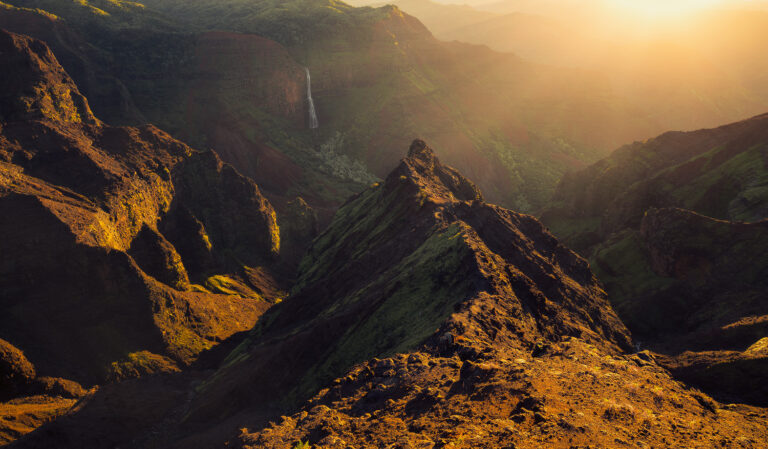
xmin=601 ymin=207 xmax=768 ymax=350
xmin=184 ymin=30 xmax=306 ymax=146
xmin=541 ymin=114 xmax=768 ymax=405
xmin=0 ymin=30 xmax=281 ymax=389
xmin=178 ymin=30 xmax=325 ymax=210
xmin=636 ymin=209 xmax=768 ymax=404
xmin=0 ymin=1 xmax=149 ymax=124
xmin=10 ymin=141 xmax=768 ymax=449
xmin=191 ymin=31 xmax=305 ymax=122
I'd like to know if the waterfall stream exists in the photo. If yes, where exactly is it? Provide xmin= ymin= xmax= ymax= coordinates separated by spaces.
xmin=305 ymin=67 xmax=319 ymax=129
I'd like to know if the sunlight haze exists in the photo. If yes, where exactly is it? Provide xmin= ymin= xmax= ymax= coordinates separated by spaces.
xmin=2 ymin=0 xmax=768 ymax=446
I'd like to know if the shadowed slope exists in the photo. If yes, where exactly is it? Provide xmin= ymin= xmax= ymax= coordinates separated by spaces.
xmin=0 ymin=30 xmax=282 ymax=389
xmin=542 ymin=114 xmax=768 ymax=405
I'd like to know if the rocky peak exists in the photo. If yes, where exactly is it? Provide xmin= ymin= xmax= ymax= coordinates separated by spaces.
xmin=406 ymin=138 xmax=433 ymax=160
xmin=179 ymin=140 xmax=631 ymax=429
xmin=0 ymin=29 xmax=96 ymax=124
xmin=393 ymin=138 xmax=483 ymax=203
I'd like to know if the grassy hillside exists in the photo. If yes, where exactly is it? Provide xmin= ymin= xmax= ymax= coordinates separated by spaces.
xmin=544 ymin=112 xmax=768 ymax=248
xmin=541 ymin=114 xmax=768 ymax=403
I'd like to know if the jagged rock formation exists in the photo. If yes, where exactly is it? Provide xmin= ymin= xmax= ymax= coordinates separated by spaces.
xmin=0 ymin=27 xmax=96 ymax=124
xmin=181 ymin=138 xmax=632 ymax=424
xmin=0 ymin=339 xmax=36 ymax=402
xmin=0 ymin=28 xmax=282 ymax=393
xmin=0 ymin=339 xmax=86 ymax=445
xmin=542 ymin=114 xmax=768 ymax=405
xmin=10 ymin=140 xmax=768 ymax=449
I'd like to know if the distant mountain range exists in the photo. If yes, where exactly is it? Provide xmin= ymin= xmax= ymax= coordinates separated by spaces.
xmin=4 ymin=0 xmax=767 ymax=213
xmin=369 ymin=1 xmax=768 ymax=139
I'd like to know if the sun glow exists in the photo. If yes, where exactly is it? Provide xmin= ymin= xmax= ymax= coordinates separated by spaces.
xmin=612 ymin=0 xmax=725 ymax=19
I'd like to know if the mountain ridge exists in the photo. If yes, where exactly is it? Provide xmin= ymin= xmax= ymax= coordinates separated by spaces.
xmin=542 ymin=112 xmax=768 ymax=406
xmin=10 ymin=139 xmax=768 ymax=449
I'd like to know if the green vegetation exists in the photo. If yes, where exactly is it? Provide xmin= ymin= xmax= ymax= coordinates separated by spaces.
xmin=203 ymin=275 xmax=266 ymax=300
xmin=107 ymin=351 xmax=180 ymax=381
xmin=140 ymin=0 xmax=393 ymax=47
xmin=589 ymin=230 xmax=676 ymax=333
xmin=542 ymin=114 xmax=768 ymax=344
xmin=294 ymin=185 xmax=388 ymax=288
xmin=289 ymin=218 xmax=479 ymax=404
xmin=204 ymin=275 xmax=246 ymax=296
xmin=6 ymin=0 xmax=175 ymax=29
xmin=0 ymin=1 xmax=59 ymax=21
xmin=673 ymin=144 xmax=768 ymax=221
xmin=211 ymin=161 xmax=489 ymax=410
xmin=544 ymin=216 xmax=600 ymax=246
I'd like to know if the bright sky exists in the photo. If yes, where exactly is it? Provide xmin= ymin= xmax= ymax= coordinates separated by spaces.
xmin=421 ymin=0 xmax=768 ymax=26
xmin=610 ymin=0 xmax=726 ymax=19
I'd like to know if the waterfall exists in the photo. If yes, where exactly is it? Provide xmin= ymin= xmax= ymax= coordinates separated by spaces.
xmin=305 ymin=67 xmax=319 ymax=129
